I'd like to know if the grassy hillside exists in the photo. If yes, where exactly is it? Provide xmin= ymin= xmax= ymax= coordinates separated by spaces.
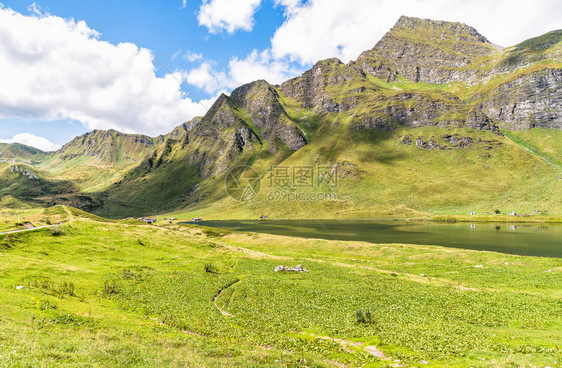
xmin=0 ymin=142 xmax=49 ymax=165
xmin=0 ymin=217 xmax=559 ymax=367
xmin=53 ymin=129 xmax=163 ymax=167
xmin=503 ymin=129 xmax=562 ymax=168
xmin=169 ymin=115 xmax=562 ymax=220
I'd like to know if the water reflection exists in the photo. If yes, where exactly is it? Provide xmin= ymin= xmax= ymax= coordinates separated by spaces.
xmin=180 ymin=220 xmax=562 ymax=258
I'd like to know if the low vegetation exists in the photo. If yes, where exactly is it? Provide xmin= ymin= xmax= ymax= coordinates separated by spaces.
xmin=0 ymin=215 xmax=559 ymax=367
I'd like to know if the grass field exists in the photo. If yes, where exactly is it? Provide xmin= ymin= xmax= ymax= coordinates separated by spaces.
xmin=0 ymin=213 xmax=560 ymax=367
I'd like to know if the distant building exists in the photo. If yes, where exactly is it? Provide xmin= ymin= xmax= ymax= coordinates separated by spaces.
xmin=509 ymin=211 xmax=517 ymax=216
xmin=470 ymin=211 xmax=476 ymax=215
xmin=192 ymin=217 xmax=203 ymax=222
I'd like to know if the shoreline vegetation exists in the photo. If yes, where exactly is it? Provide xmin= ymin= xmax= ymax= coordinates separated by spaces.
xmin=2 ymin=203 xmax=562 ymax=235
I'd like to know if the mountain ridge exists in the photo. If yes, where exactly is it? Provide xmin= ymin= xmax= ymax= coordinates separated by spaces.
xmin=3 ymin=16 xmax=561 ymax=218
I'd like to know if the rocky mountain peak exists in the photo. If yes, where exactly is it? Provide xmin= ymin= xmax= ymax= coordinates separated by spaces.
xmin=363 ymin=16 xmax=497 ymax=84
xmin=393 ymin=16 xmax=490 ymax=44
xmin=165 ymin=117 xmax=201 ymax=141
xmin=230 ymin=79 xmax=307 ymax=151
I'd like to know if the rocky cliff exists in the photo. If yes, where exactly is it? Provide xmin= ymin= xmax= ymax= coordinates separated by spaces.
xmin=358 ymin=16 xmax=498 ymax=84
xmin=230 ymin=80 xmax=307 ymax=152
xmin=479 ymin=68 xmax=562 ymax=130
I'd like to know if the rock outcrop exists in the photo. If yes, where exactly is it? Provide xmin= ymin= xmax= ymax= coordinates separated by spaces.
xmin=165 ymin=117 xmax=201 ymax=140
xmin=230 ymin=80 xmax=307 ymax=151
xmin=280 ymin=58 xmax=371 ymax=113
xmin=478 ymin=68 xmax=562 ymax=130
xmin=9 ymin=165 xmax=38 ymax=179
xmin=274 ymin=264 xmax=308 ymax=273
xmin=187 ymin=94 xmax=262 ymax=178
xmin=351 ymin=91 xmax=499 ymax=133
xmin=360 ymin=16 xmax=498 ymax=84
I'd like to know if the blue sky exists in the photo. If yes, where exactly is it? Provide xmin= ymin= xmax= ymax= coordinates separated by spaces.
xmin=0 ymin=0 xmax=561 ymax=150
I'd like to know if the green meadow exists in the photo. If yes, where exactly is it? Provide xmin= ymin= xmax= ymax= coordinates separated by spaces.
xmin=1 ymin=214 xmax=560 ymax=367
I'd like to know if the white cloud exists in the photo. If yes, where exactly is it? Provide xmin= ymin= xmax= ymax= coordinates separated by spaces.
xmin=184 ymin=50 xmax=302 ymax=95
xmin=273 ymin=0 xmax=302 ymax=15
xmin=171 ymin=49 xmax=182 ymax=61
xmin=184 ymin=51 xmax=203 ymax=62
xmin=181 ymin=0 xmax=188 ymax=9
xmin=184 ymin=62 xmax=230 ymax=94
xmin=271 ymin=0 xmax=562 ymax=64
xmin=228 ymin=49 xmax=302 ymax=86
xmin=198 ymin=0 xmax=262 ymax=34
xmin=0 ymin=6 xmax=207 ymax=137
xmin=27 ymin=2 xmax=42 ymax=15
xmin=0 ymin=133 xmax=61 ymax=151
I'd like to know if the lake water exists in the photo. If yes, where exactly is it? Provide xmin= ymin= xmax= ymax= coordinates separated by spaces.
xmin=182 ymin=220 xmax=562 ymax=258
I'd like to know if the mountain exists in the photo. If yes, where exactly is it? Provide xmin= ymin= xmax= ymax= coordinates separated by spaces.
xmin=54 ymin=129 xmax=165 ymax=166
xmin=2 ymin=16 xmax=561 ymax=218
xmin=355 ymin=16 xmax=499 ymax=84
xmin=0 ymin=143 xmax=48 ymax=164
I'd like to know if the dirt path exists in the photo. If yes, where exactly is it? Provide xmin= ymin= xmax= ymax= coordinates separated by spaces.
xmin=0 ymin=224 xmax=62 ymax=235
xmin=295 ymin=331 xmax=391 ymax=362
xmin=213 ymin=279 xmax=241 ymax=317
xmin=504 ymin=132 xmax=560 ymax=170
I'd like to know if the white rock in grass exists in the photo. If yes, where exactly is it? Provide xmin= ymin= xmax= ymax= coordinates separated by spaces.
xmin=16 ymin=286 xmax=24 ymax=290
xmin=421 ymin=360 xmax=429 ymax=365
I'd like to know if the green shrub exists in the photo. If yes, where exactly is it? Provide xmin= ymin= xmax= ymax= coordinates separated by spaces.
xmin=29 ymin=279 xmax=74 ymax=297
xmin=204 ymin=263 xmax=220 ymax=274
xmin=39 ymin=299 xmax=58 ymax=311
xmin=59 ymin=282 xmax=75 ymax=296
xmin=50 ymin=227 xmax=64 ymax=236
xmin=202 ymin=228 xmax=230 ymax=238
xmin=0 ymin=235 xmax=14 ymax=250
xmin=355 ymin=309 xmax=374 ymax=324
xmin=102 ymin=280 xmax=119 ymax=296
xmin=50 ymin=313 xmax=94 ymax=327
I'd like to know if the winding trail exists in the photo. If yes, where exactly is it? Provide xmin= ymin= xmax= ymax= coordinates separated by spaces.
xmin=1 ymin=207 xmax=75 ymax=235
xmin=213 ymin=279 xmax=241 ymax=317
xmin=295 ymin=331 xmax=392 ymax=362
xmin=0 ymin=224 xmax=62 ymax=235
xmin=503 ymin=132 xmax=561 ymax=170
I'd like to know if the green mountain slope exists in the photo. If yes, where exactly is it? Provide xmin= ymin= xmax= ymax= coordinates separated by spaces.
xmin=53 ymin=129 xmax=164 ymax=167
xmin=2 ymin=16 xmax=561 ymax=219
xmin=0 ymin=143 xmax=49 ymax=165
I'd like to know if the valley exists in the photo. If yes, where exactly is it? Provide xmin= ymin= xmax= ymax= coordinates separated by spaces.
xmin=1 ymin=15 xmax=561 ymax=367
